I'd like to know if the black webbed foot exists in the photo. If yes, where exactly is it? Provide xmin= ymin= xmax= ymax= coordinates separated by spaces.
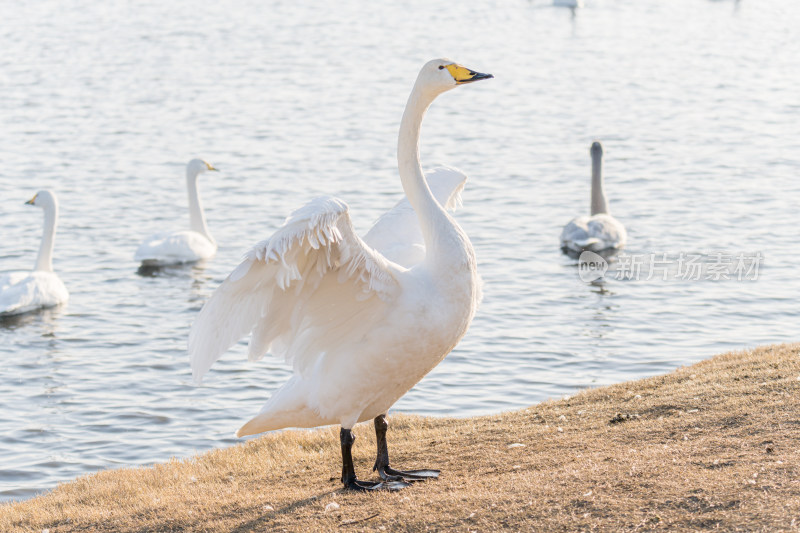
xmin=372 ymin=415 xmax=440 ymax=483
xmin=340 ymin=426 xmax=411 ymax=491
xmin=343 ymin=477 xmax=410 ymax=492
xmin=376 ymin=465 xmax=440 ymax=482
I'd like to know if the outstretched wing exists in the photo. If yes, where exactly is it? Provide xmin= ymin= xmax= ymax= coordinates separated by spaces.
xmin=189 ymin=196 xmax=399 ymax=382
xmin=363 ymin=165 xmax=467 ymax=267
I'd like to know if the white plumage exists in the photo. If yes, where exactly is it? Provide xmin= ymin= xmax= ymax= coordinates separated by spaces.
xmin=189 ymin=59 xmax=492 ymax=490
xmin=560 ymin=214 xmax=627 ymax=255
xmin=0 ymin=190 xmax=69 ymax=316
xmin=363 ymin=165 xmax=466 ymax=266
xmin=561 ymin=142 xmax=627 ymax=257
xmin=135 ymin=159 xmax=218 ymax=266
xmin=190 ymin=167 xmax=468 ymax=433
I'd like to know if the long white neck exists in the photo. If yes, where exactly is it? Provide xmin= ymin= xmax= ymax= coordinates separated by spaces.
xmin=590 ymin=150 xmax=609 ymax=216
xmin=34 ymin=200 xmax=58 ymax=272
xmin=397 ymin=83 xmax=451 ymax=253
xmin=187 ymin=169 xmax=213 ymax=243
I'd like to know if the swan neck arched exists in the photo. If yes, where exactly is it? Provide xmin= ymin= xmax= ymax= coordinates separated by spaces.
xmin=397 ymin=83 xmax=446 ymax=250
xmin=590 ymin=151 xmax=609 ymax=216
xmin=34 ymin=201 xmax=57 ymax=272
xmin=186 ymin=169 xmax=213 ymax=243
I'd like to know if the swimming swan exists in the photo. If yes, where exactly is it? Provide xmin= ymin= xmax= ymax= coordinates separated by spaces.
xmin=0 ymin=190 xmax=69 ymax=316
xmin=135 ymin=159 xmax=218 ymax=266
xmin=189 ymin=59 xmax=492 ymax=491
xmin=560 ymin=142 xmax=627 ymax=257
xmin=553 ymin=0 xmax=584 ymax=8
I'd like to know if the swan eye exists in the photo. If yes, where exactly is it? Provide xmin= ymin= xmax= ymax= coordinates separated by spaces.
xmin=438 ymin=65 xmax=444 ymax=70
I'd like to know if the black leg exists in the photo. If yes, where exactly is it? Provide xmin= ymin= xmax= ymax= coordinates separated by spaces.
xmin=372 ymin=415 xmax=440 ymax=482
xmin=340 ymin=427 xmax=409 ymax=491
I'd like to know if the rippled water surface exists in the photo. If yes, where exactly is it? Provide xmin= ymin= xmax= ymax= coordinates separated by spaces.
xmin=1 ymin=0 xmax=798 ymax=502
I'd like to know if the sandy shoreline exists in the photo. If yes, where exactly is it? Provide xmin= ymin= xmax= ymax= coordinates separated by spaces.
xmin=2 ymin=343 xmax=798 ymax=532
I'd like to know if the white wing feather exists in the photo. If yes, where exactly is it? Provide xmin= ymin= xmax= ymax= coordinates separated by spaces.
xmin=188 ymin=196 xmax=399 ymax=382
xmin=363 ymin=165 xmax=466 ymax=267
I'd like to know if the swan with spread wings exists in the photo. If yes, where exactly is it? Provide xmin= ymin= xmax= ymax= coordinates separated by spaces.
xmin=189 ymin=59 xmax=492 ymax=491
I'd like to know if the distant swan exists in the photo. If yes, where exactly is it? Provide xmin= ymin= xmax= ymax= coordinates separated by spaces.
xmin=560 ymin=142 xmax=627 ymax=257
xmin=189 ymin=59 xmax=492 ymax=491
xmin=554 ymin=0 xmax=584 ymax=8
xmin=135 ymin=159 xmax=218 ymax=266
xmin=0 ymin=190 xmax=69 ymax=316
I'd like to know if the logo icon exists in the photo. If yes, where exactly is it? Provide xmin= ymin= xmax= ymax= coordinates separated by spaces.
xmin=578 ymin=251 xmax=608 ymax=282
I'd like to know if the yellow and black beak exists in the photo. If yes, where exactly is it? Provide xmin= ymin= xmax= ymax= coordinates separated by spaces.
xmin=206 ymin=163 xmax=218 ymax=172
xmin=24 ymin=194 xmax=37 ymax=205
xmin=446 ymin=64 xmax=494 ymax=85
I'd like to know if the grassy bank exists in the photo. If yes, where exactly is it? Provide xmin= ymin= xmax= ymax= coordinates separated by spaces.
xmin=2 ymin=343 xmax=799 ymax=532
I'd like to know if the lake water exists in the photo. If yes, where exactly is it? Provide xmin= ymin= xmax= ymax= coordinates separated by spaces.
xmin=1 ymin=0 xmax=797 ymax=502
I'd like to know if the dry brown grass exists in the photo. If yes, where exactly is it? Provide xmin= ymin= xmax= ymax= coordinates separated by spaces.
xmin=2 ymin=343 xmax=799 ymax=532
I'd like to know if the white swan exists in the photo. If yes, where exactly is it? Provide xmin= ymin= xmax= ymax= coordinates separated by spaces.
xmin=560 ymin=142 xmax=627 ymax=257
xmin=135 ymin=159 xmax=218 ymax=266
xmin=553 ymin=0 xmax=584 ymax=8
xmin=189 ymin=59 xmax=492 ymax=491
xmin=0 ymin=190 xmax=69 ymax=316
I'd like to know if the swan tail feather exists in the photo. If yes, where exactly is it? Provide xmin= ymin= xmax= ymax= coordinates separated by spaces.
xmin=236 ymin=407 xmax=330 ymax=437
xmin=236 ymin=379 xmax=331 ymax=436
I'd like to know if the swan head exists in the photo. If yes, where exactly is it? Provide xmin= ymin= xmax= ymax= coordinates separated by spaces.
xmin=590 ymin=141 xmax=603 ymax=158
xmin=186 ymin=158 xmax=218 ymax=177
xmin=417 ymin=58 xmax=493 ymax=97
xmin=24 ymin=190 xmax=56 ymax=209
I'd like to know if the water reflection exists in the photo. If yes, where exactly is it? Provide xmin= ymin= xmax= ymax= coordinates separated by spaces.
xmin=588 ymin=279 xmax=612 ymax=295
xmin=134 ymin=259 xmax=214 ymax=306
xmin=0 ymin=306 xmax=64 ymax=334
xmin=135 ymin=260 xmax=207 ymax=278
xmin=189 ymin=263 xmax=215 ymax=302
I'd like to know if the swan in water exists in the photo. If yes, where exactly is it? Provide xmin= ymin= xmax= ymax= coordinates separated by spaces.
xmin=135 ymin=159 xmax=218 ymax=266
xmin=553 ymin=0 xmax=584 ymax=8
xmin=0 ymin=190 xmax=69 ymax=316
xmin=560 ymin=141 xmax=627 ymax=257
xmin=189 ymin=59 xmax=492 ymax=491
